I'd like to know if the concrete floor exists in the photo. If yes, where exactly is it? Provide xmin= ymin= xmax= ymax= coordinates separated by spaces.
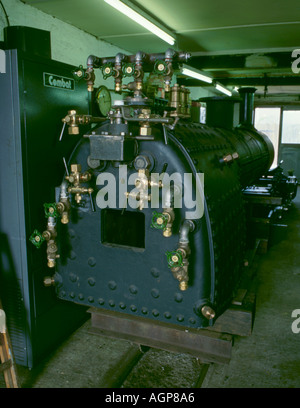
xmin=1 ymin=188 xmax=300 ymax=388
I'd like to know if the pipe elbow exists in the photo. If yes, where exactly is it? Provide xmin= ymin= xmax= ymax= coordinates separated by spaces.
xmin=179 ymin=220 xmax=195 ymax=245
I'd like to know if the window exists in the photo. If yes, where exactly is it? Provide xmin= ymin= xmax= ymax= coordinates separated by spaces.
xmin=281 ymin=110 xmax=300 ymax=144
xmin=254 ymin=107 xmax=281 ymax=168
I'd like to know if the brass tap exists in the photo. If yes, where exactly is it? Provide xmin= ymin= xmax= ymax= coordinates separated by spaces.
xmin=62 ymin=111 xmax=94 ymax=135
xmin=43 ymin=276 xmax=56 ymax=287
xmin=170 ymin=249 xmax=189 ymax=290
xmin=42 ymin=217 xmax=60 ymax=268
xmin=65 ymin=164 xmax=93 ymax=204
xmin=167 ymin=220 xmax=195 ymax=290
xmin=138 ymin=109 xmax=152 ymax=137
xmin=162 ymin=208 xmax=175 ymax=237
xmin=126 ymin=169 xmax=164 ymax=210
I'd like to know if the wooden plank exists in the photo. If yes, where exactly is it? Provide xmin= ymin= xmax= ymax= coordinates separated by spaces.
xmin=0 ymin=304 xmax=18 ymax=388
xmin=0 ymin=332 xmax=18 ymax=388
xmin=206 ymin=292 xmax=256 ymax=337
xmin=88 ymin=308 xmax=232 ymax=364
xmin=0 ymin=359 xmax=12 ymax=373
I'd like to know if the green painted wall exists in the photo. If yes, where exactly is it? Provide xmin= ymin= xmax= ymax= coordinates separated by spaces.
xmin=0 ymin=1 xmax=215 ymax=101
xmin=0 ymin=0 xmax=129 ymax=91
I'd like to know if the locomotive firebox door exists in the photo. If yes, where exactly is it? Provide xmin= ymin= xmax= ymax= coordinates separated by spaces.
xmin=101 ymin=209 xmax=145 ymax=250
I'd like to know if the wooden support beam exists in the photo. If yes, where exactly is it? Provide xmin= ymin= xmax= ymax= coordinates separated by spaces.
xmin=88 ymin=308 xmax=232 ymax=364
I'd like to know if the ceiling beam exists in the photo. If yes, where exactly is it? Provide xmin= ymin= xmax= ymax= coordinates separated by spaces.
xmin=188 ymin=51 xmax=295 ymax=71
xmin=177 ymin=75 xmax=300 ymax=87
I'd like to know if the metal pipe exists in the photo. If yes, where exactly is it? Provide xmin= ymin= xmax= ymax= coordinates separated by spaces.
xmin=120 ymin=107 xmax=173 ymax=124
xmin=88 ymin=50 xmax=191 ymax=72
xmin=179 ymin=220 xmax=195 ymax=244
xmin=238 ymin=87 xmax=257 ymax=127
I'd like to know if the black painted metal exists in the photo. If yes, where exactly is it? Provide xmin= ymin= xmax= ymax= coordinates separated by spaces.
xmin=0 ymin=42 xmax=89 ymax=367
xmin=55 ymin=118 xmax=273 ymax=330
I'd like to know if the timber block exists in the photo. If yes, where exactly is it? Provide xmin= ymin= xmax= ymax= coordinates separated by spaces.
xmin=88 ymin=308 xmax=232 ymax=364
xmin=207 ymin=291 xmax=256 ymax=337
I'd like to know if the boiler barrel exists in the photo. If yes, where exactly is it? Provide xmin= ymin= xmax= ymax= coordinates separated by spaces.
xmin=54 ymin=119 xmax=274 ymax=330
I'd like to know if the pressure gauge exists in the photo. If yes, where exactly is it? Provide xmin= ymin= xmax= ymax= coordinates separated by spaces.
xmin=95 ymin=85 xmax=111 ymax=117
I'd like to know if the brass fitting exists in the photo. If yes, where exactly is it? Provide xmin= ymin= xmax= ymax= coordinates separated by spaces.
xmin=62 ymin=111 xmax=94 ymax=135
xmin=56 ymin=201 xmax=70 ymax=224
xmin=162 ymin=208 xmax=175 ymax=237
xmin=65 ymin=163 xmax=93 ymax=204
xmin=56 ymin=182 xmax=71 ymax=224
xmin=171 ymin=256 xmax=189 ymax=291
xmin=139 ymin=109 xmax=152 ymax=137
xmin=85 ymin=68 xmax=95 ymax=92
xmin=43 ymin=276 xmax=55 ymax=287
xmin=169 ymin=220 xmax=195 ymax=290
xmin=201 ymin=305 xmax=216 ymax=320
xmin=68 ymin=186 xmax=93 ymax=204
xmin=42 ymin=217 xmax=60 ymax=268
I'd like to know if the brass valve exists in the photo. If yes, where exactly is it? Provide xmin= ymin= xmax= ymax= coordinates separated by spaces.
xmin=126 ymin=169 xmax=163 ymax=211
xmin=166 ymin=220 xmax=195 ymax=291
xmin=65 ymin=164 xmax=93 ymax=204
xmin=62 ymin=110 xmax=93 ymax=135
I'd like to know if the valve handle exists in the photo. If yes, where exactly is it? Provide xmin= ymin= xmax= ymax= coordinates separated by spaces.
xmin=154 ymin=60 xmax=168 ymax=75
xmin=165 ymin=250 xmax=183 ymax=268
xmin=29 ymin=229 xmax=45 ymax=249
xmin=151 ymin=211 xmax=168 ymax=229
xmin=72 ymin=65 xmax=86 ymax=81
xmin=122 ymin=63 xmax=135 ymax=77
xmin=44 ymin=203 xmax=59 ymax=218
xmin=101 ymin=63 xmax=114 ymax=79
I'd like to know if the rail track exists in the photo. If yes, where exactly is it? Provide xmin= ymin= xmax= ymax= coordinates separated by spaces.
xmin=99 ymin=343 xmax=212 ymax=388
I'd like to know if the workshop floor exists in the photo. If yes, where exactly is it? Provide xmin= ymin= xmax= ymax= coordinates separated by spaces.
xmin=2 ymin=188 xmax=300 ymax=389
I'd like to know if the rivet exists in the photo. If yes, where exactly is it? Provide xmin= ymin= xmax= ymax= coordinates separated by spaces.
xmin=130 ymin=305 xmax=137 ymax=312
xmin=177 ymin=314 xmax=184 ymax=322
xmin=174 ymin=293 xmax=183 ymax=303
xmin=88 ymin=277 xmax=96 ymax=286
xmin=151 ymin=268 xmax=160 ymax=278
xmin=78 ymin=293 xmax=84 ymax=300
xmin=129 ymin=285 xmax=138 ymax=294
xmin=164 ymin=312 xmax=171 ymax=319
xmin=88 ymin=257 xmax=96 ymax=267
xmin=98 ymin=298 xmax=105 ymax=305
xmin=152 ymin=309 xmax=159 ymax=317
xmin=69 ymin=273 xmax=77 ymax=283
xmin=119 ymin=302 xmax=126 ymax=310
xmin=109 ymin=300 xmax=115 ymax=307
xmin=108 ymin=281 xmax=117 ymax=290
xmin=69 ymin=292 xmax=75 ymax=299
xmin=88 ymin=296 xmax=94 ymax=303
xmin=69 ymin=251 xmax=76 ymax=260
xmin=151 ymin=288 xmax=160 ymax=299
xmin=142 ymin=307 xmax=148 ymax=315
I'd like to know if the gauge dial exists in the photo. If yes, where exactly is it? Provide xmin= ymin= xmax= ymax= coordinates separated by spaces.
xmin=95 ymin=85 xmax=111 ymax=117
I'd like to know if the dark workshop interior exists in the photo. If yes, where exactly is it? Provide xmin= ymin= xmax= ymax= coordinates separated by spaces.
xmin=0 ymin=0 xmax=300 ymax=389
